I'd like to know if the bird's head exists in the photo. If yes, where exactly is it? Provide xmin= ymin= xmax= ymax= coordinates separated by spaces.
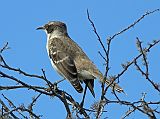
xmin=37 ymin=21 xmax=68 ymax=37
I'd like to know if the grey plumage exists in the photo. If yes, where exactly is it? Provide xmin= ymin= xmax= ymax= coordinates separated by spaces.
xmin=37 ymin=21 xmax=123 ymax=97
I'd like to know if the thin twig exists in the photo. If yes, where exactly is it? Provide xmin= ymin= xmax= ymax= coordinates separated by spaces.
xmin=134 ymin=38 xmax=160 ymax=92
xmin=0 ymin=42 xmax=10 ymax=53
xmin=87 ymin=9 xmax=107 ymax=55
xmin=109 ymin=40 xmax=160 ymax=89
xmin=109 ymin=9 xmax=160 ymax=41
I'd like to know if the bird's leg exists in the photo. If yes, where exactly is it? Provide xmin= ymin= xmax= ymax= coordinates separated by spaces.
xmin=80 ymin=84 xmax=87 ymax=107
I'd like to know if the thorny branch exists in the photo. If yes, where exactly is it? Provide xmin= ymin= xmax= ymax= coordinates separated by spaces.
xmin=135 ymin=38 xmax=160 ymax=92
xmin=87 ymin=9 xmax=160 ymax=119
xmin=1 ymin=9 xmax=160 ymax=118
xmin=0 ymin=44 xmax=89 ymax=118
xmin=104 ymin=39 xmax=160 ymax=93
xmin=87 ymin=9 xmax=108 ymax=118
xmin=109 ymin=9 xmax=160 ymax=41
xmin=28 ymin=93 xmax=42 ymax=118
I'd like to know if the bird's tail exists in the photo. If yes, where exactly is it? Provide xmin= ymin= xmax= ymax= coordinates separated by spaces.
xmin=98 ymin=74 xmax=124 ymax=93
xmin=104 ymin=78 xmax=124 ymax=93
xmin=87 ymin=63 xmax=124 ymax=93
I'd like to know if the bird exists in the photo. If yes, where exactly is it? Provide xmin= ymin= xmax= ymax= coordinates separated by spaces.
xmin=37 ymin=21 xmax=123 ymax=97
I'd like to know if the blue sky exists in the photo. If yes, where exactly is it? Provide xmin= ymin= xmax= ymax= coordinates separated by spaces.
xmin=0 ymin=0 xmax=160 ymax=118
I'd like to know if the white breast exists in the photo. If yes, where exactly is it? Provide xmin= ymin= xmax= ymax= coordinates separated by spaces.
xmin=46 ymin=36 xmax=59 ymax=73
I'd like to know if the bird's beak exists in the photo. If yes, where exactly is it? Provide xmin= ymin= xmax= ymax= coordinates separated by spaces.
xmin=36 ymin=26 xmax=45 ymax=30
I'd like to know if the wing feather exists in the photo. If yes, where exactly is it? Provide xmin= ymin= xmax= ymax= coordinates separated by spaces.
xmin=48 ymin=38 xmax=83 ymax=93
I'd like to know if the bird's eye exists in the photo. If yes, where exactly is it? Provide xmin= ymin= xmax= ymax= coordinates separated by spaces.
xmin=61 ymin=24 xmax=67 ymax=30
xmin=46 ymin=25 xmax=55 ymax=33
xmin=44 ymin=24 xmax=49 ymax=29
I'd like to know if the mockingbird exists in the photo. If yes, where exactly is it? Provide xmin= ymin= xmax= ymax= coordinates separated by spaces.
xmin=37 ymin=21 xmax=123 ymax=97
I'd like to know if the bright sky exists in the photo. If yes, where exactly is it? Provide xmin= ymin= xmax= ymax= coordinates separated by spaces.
xmin=0 ymin=0 xmax=160 ymax=119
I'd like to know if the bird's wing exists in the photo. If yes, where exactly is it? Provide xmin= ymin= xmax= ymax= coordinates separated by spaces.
xmin=48 ymin=38 xmax=83 ymax=93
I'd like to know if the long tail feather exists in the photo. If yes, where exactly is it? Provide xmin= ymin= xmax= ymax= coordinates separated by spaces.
xmin=105 ymin=78 xmax=124 ymax=93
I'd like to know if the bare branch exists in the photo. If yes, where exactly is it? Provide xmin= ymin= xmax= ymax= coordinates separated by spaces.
xmin=1 ymin=8 xmax=160 ymax=119
xmin=109 ymin=9 xmax=160 ymax=41
xmin=134 ymin=38 xmax=160 ymax=92
xmin=0 ymin=42 xmax=10 ymax=53
xmin=87 ymin=9 xmax=107 ymax=56
xmin=111 ymin=40 xmax=160 ymax=86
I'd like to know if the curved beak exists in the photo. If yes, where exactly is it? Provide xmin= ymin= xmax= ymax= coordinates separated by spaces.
xmin=36 ymin=26 xmax=45 ymax=30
